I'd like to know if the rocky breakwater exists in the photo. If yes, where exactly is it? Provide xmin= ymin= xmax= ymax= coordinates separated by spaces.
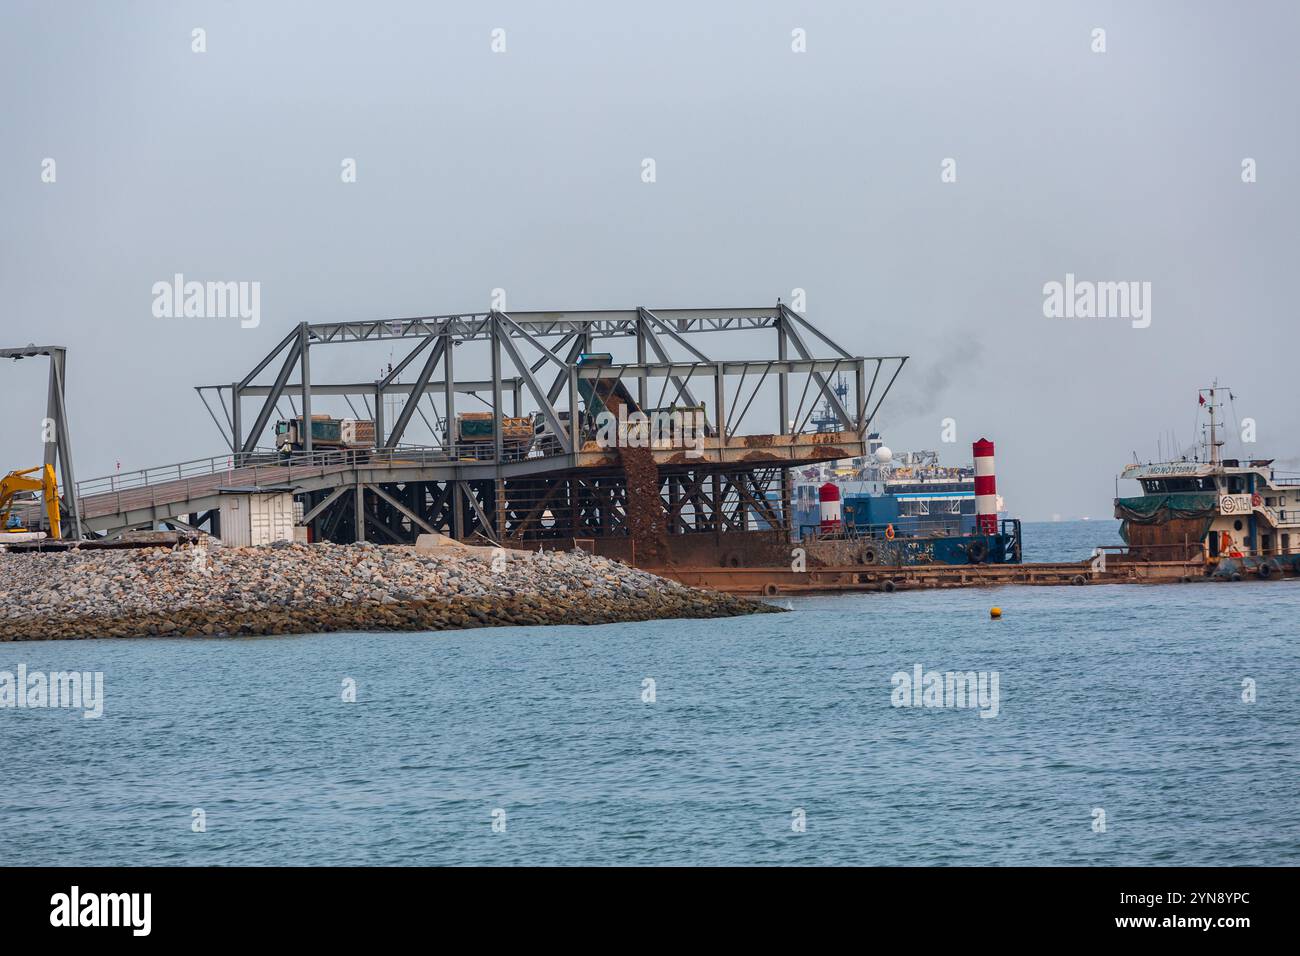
xmin=0 ymin=537 xmax=779 ymax=640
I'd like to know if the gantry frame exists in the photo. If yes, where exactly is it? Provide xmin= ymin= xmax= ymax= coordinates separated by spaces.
xmin=196 ymin=304 xmax=908 ymax=462
xmin=1 ymin=344 xmax=82 ymax=538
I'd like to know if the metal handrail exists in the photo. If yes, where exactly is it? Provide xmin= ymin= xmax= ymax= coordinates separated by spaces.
xmin=75 ymin=441 xmax=548 ymax=498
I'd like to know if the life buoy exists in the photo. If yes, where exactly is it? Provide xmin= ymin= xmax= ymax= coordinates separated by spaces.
xmin=884 ymin=524 xmax=895 ymax=540
xmin=1251 ymin=493 xmax=1263 ymax=508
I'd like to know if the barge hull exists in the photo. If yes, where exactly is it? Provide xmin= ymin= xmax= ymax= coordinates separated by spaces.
xmin=658 ymin=558 xmax=1210 ymax=595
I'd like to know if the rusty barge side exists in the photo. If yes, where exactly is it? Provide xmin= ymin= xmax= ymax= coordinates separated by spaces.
xmin=656 ymin=556 xmax=1210 ymax=596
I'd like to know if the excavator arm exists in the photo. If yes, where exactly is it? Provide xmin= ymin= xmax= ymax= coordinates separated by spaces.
xmin=0 ymin=464 xmax=61 ymax=540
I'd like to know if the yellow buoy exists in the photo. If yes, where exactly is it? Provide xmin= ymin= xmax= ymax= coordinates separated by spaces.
xmin=990 ymin=607 xmax=1002 ymax=619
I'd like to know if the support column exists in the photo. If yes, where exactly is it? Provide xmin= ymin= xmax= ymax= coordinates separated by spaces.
xmin=777 ymin=319 xmax=789 ymax=435
xmin=231 ymin=382 xmax=242 ymax=454
xmin=567 ymin=365 xmax=581 ymax=452
xmin=717 ymin=473 xmax=728 ymax=541
xmin=714 ymin=363 xmax=727 ymax=446
xmin=781 ymin=467 xmax=793 ymax=537
xmin=299 ymin=323 xmax=313 ymax=453
xmin=636 ymin=315 xmax=648 ymax=410
xmin=46 ymin=348 xmax=81 ymax=539
xmin=43 ymin=353 xmax=59 ymax=470
xmin=354 ymin=482 xmax=365 ymax=542
xmin=855 ymin=361 xmax=867 ymax=437
xmin=452 ymin=481 xmax=465 ymax=540
xmin=495 ymin=478 xmax=506 ymax=546
xmin=491 ymin=316 xmax=504 ymax=462
xmin=443 ymin=331 xmax=455 ymax=453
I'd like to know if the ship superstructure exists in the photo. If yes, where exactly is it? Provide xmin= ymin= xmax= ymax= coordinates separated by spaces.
xmin=792 ymin=433 xmax=1005 ymax=537
xmin=1115 ymin=384 xmax=1300 ymax=568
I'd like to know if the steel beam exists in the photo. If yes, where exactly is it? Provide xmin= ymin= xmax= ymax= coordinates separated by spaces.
xmin=354 ymin=482 xmax=365 ymax=542
xmin=780 ymin=304 xmax=854 ymax=360
xmin=495 ymin=312 xmax=572 ymax=454
xmin=239 ymin=336 xmax=302 ymax=453
xmin=299 ymin=323 xmax=313 ymax=452
xmin=636 ymin=310 xmax=706 ymax=423
xmin=639 ymin=308 xmax=713 ymax=363
xmin=238 ymin=327 xmax=299 ymax=390
xmin=365 ymin=482 xmax=439 ymax=536
xmin=460 ymin=482 xmax=498 ymax=543
xmin=546 ymin=335 xmax=587 ymax=406
xmin=778 ymin=318 xmax=789 ymax=435
xmin=490 ymin=319 xmax=503 ymax=462
xmin=231 ymin=382 xmax=242 ymax=452
xmin=299 ymin=485 xmax=349 ymax=525
xmin=443 ymin=332 xmax=455 ymax=450
xmin=778 ymin=306 xmax=855 ymax=430
xmin=382 ymin=335 xmax=445 ymax=449
xmin=221 ymin=378 xmax=521 ymax=398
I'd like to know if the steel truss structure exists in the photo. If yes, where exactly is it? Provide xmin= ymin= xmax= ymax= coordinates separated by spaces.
xmin=197 ymin=305 xmax=905 ymax=458
xmin=70 ymin=305 xmax=906 ymax=550
xmin=271 ymin=464 xmax=793 ymax=548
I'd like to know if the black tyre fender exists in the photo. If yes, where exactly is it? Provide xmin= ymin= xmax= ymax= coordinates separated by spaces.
xmin=967 ymin=539 xmax=989 ymax=564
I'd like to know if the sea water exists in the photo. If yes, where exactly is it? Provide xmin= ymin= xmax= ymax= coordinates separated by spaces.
xmin=2 ymin=521 xmax=1296 ymax=866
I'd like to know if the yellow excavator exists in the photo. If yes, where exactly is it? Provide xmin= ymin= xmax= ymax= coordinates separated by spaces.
xmin=0 ymin=464 xmax=61 ymax=540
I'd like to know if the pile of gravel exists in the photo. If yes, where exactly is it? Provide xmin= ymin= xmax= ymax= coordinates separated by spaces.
xmin=0 ymin=541 xmax=777 ymax=640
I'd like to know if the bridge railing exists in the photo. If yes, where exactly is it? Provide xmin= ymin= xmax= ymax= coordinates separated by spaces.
xmin=74 ymin=442 xmax=544 ymax=500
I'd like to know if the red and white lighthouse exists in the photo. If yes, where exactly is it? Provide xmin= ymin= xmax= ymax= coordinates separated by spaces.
xmin=973 ymin=438 xmax=997 ymax=534
xmin=818 ymin=481 xmax=842 ymax=534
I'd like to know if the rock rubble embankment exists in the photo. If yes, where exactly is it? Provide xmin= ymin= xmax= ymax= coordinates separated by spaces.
xmin=0 ymin=541 xmax=778 ymax=640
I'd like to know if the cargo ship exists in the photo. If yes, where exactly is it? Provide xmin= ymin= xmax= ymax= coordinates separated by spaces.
xmin=1115 ymin=384 xmax=1300 ymax=577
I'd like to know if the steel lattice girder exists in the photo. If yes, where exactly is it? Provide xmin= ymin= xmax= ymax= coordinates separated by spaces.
xmin=197 ymin=304 xmax=908 ymax=457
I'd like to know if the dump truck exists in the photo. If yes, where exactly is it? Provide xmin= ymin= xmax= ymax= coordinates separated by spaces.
xmin=275 ymin=416 xmax=376 ymax=453
xmin=451 ymin=413 xmax=533 ymax=455
xmin=575 ymin=352 xmax=641 ymax=418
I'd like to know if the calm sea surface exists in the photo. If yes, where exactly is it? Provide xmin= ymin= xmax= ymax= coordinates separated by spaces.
xmin=3 ymin=520 xmax=1297 ymax=866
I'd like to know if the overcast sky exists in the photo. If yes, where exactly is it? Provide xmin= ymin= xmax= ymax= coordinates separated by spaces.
xmin=3 ymin=0 xmax=1297 ymax=520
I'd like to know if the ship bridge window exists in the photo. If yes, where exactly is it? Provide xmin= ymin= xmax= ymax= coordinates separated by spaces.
xmin=1141 ymin=477 xmax=1214 ymax=493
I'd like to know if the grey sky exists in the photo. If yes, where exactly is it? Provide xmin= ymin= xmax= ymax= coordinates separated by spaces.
xmin=3 ymin=0 xmax=1297 ymax=520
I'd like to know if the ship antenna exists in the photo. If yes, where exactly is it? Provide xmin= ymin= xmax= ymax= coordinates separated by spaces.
xmin=1209 ymin=384 xmax=1217 ymax=466
xmin=1199 ymin=380 xmax=1230 ymax=467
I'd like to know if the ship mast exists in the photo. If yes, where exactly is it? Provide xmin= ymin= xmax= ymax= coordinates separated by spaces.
xmin=1202 ymin=382 xmax=1227 ymax=466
